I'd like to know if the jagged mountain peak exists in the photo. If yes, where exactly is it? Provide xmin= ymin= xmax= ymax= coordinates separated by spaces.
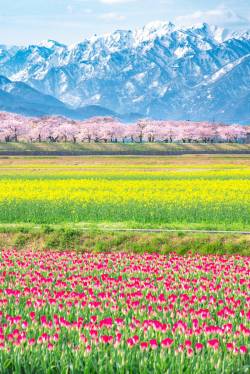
xmin=136 ymin=21 xmax=175 ymax=39
xmin=68 ymin=21 xmax=231 ymax=53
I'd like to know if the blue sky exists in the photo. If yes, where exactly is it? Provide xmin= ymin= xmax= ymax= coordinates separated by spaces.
xmin=0 ymin=0 xmax=249 ymax=45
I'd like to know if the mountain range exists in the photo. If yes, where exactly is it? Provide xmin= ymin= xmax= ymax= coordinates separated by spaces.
xmin=0 ymin=21 xmax=249 ymax=123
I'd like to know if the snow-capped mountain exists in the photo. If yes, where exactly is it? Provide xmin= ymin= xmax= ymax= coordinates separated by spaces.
xmin=0 ymin=22 xmax=249 ymax=123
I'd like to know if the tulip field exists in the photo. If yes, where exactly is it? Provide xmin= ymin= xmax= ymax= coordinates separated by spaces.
xmin=0 ymin=155 xmax=249 ymax=229
xmin=0 ymin=250 xmax=249 ymax=373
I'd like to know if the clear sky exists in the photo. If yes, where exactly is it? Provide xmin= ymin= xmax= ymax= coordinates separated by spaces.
xmin=0 ymin=0 xmax=250 ymax=45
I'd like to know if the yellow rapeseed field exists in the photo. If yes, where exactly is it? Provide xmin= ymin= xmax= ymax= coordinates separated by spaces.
xmin=0 ymin=173 xmax=249 ymax=205
xmin=0 ymin=156 xmax=249 ymax=228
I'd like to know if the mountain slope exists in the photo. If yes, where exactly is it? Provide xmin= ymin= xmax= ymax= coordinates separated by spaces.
xmin=0 ymin=75 xmax=70 ymax=116
xmin=147 ymin=53 xmax=250 ymax=122
xmin=0 ymin=75 xmax=122 ymax=119
xmin=0 ymin=22 xmax=249 ymax=123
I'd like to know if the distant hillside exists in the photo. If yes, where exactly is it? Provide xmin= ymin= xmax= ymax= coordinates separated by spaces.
xmin=0 ymin=76 xmax=132 ymax=120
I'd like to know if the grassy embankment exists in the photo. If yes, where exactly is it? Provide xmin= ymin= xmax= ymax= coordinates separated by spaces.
xmin=0 ymin=142 xmax=249 ymax=155
xmin=0 ymin=225 xmax=249 ymax=256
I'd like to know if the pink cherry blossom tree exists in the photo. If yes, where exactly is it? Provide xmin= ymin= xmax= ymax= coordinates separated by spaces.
xmin=0 ymin=111 xmax=248 ymax=144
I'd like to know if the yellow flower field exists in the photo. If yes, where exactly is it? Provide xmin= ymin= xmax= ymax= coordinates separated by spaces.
xmin=0 ymin=156 xmax=249 ymax=229
xmin=0 ymin=176 xmax=249 ymax=205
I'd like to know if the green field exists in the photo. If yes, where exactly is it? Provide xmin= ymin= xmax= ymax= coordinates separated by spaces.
xmin=0 ymin=154 xmax=249 ymax=231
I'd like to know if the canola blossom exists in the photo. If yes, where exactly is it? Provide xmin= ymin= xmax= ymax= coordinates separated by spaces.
xmin=0 ymin=162 xmax=249 ymax=227
xmin=0 ymin=251 xmax=249 ymax=373
xmin=0 ymin=175 xmax=249 ymax=203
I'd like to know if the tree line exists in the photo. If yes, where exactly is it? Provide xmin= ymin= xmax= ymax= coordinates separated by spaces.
xmin=0 ymin=112 xmax=248 ymax=144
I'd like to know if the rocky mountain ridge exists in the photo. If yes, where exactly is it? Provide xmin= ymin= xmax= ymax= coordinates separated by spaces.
xmin=0 ymin=22 xmax=249 ymax=123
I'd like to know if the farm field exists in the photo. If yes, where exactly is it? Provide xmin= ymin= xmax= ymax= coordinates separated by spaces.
xmin=0 ymin=250 xmax=248 ymax=373
xmin=0 ymin=154 xmax=249 ymax=230
xmin=0 ymin=154 xmax=249 ymax=374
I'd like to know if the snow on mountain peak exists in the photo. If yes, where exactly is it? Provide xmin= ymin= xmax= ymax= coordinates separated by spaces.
xmin=134 ymin=21 xmax=175 ymax=44
xmin=38 ymin=39 xmax=66 ymax=49
xmin=142 ymin=20 xmax=175 ymax=33
xmin=195 ymin=23 xmax=232 ymax=43
xmin=0 ymin=21 xmax=249 ymax=124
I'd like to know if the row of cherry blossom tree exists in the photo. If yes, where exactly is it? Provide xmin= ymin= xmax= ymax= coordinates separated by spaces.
xmin=0 ymin=112 xmax=248 ymax=144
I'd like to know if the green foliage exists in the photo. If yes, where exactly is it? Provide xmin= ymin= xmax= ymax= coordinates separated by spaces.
xmin=41 ymin=225 xmax=54 ymax=234
xmin=14 ymin=234 xmax=29 ymax=248
xmin=0 ymin=228 xmax=248 ymax=255
xmin=45 ymin=229 xmax=81 ymax=250
xmin=0 ymin=200 xmax=249 ymax=230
